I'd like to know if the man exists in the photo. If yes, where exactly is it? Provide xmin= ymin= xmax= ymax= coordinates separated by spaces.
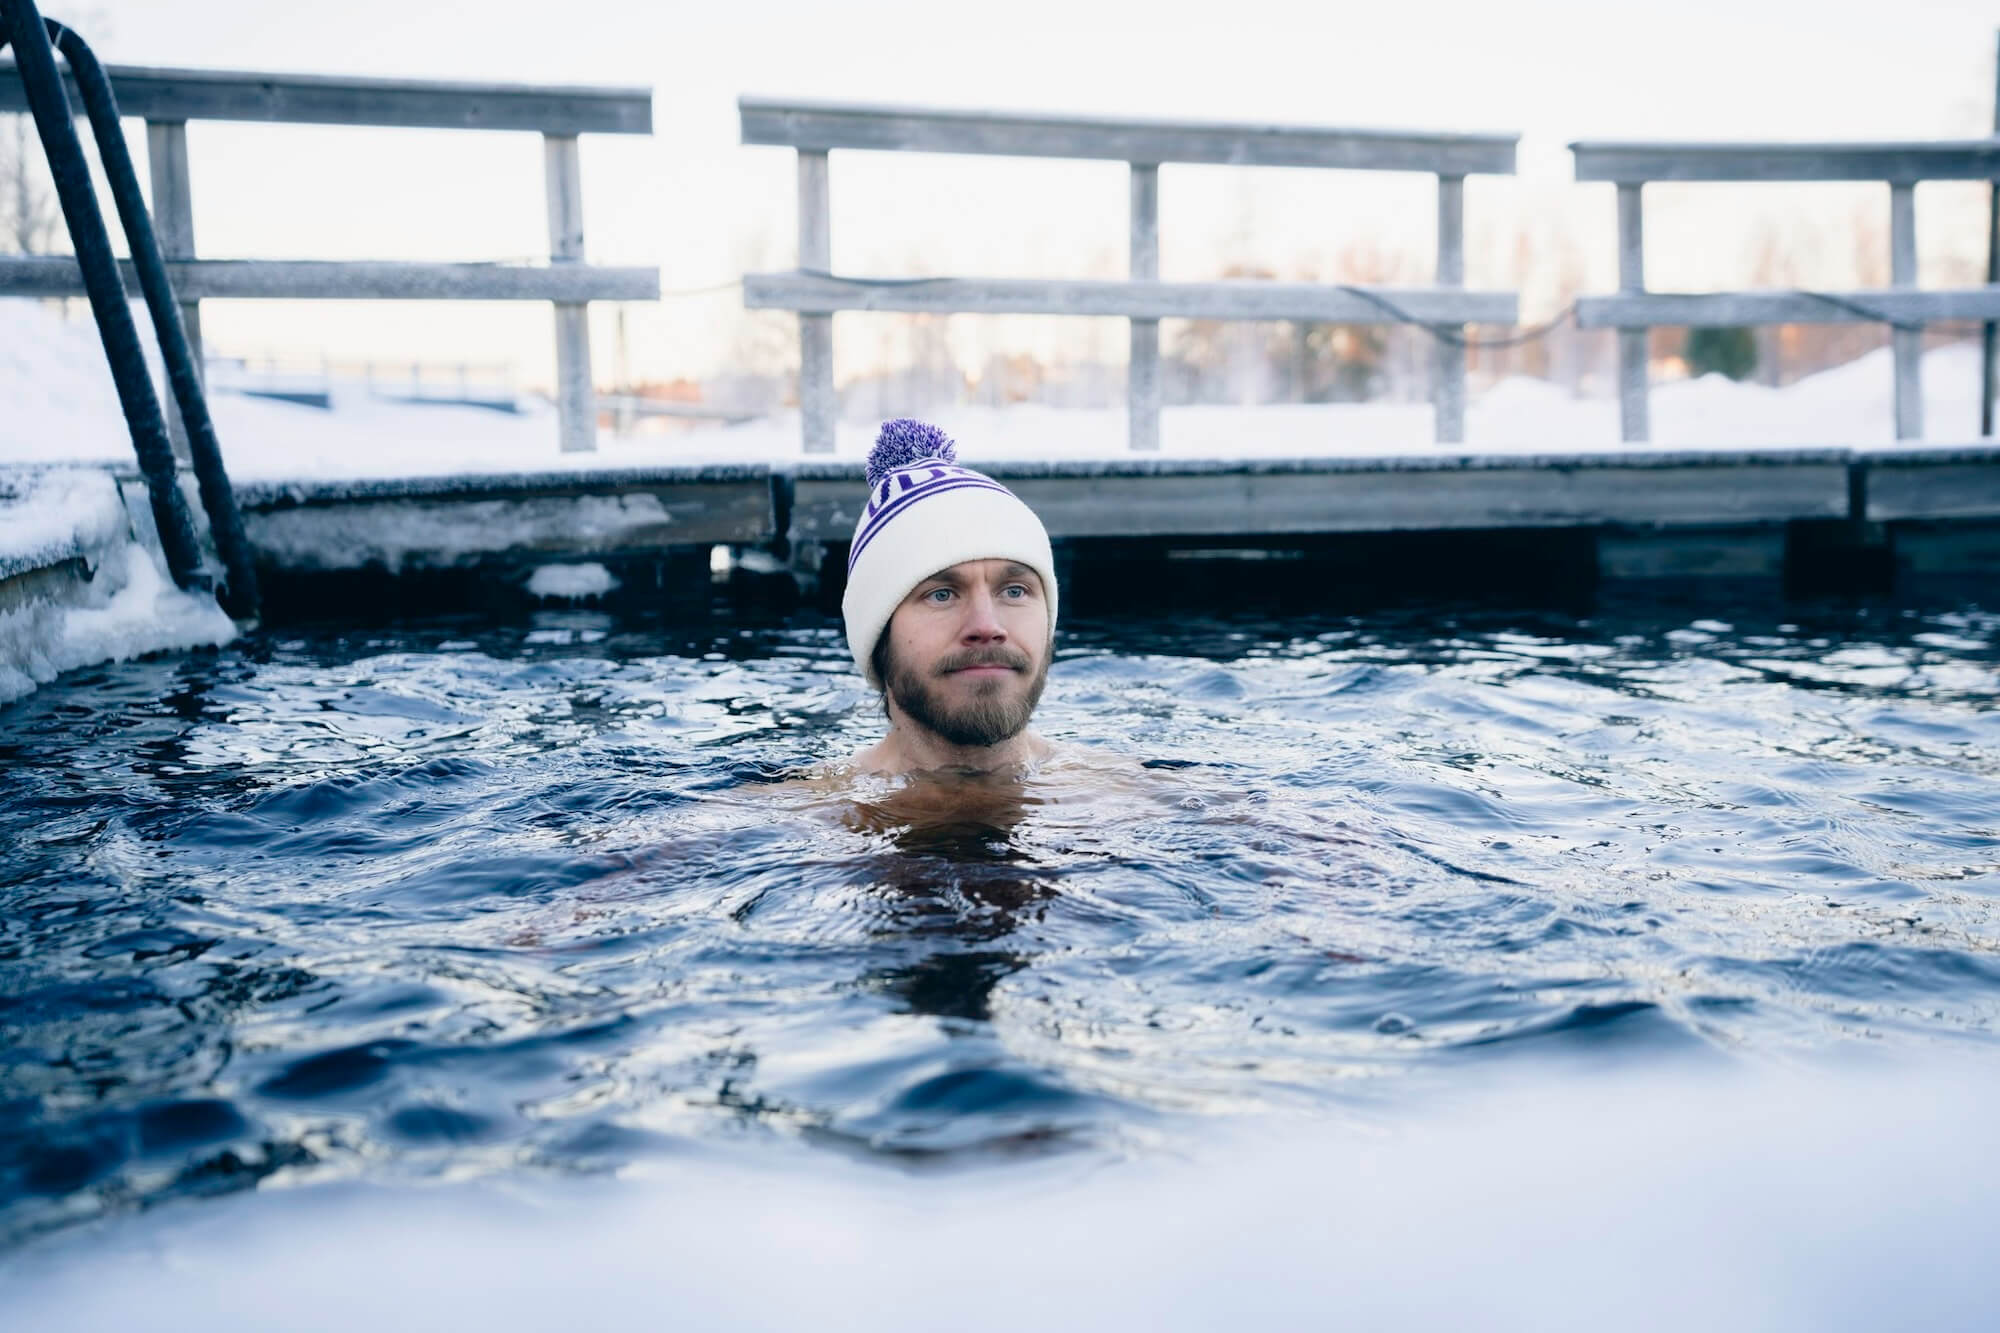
xmin=840 ymin=420 xmax=1060 ymax=778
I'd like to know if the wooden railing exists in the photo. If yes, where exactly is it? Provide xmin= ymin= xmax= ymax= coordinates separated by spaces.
xmin=740 ymin=98 xmax=1518 ymax=453
xmin=0 ymin=62 xmax=658 ymax=453
xmin=1571 ymin=139 xmax=2000 ymax=442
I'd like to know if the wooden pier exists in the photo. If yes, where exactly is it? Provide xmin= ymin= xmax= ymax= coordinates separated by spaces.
xmin=139 ymin=442 xmax=1999 ymax=612
xmin=4 ymin=75 xmax=1998 ymax=627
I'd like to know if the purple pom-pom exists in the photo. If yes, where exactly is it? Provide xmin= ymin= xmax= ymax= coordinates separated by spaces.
xmin=866 ymin=419 xmax=957 ymax=488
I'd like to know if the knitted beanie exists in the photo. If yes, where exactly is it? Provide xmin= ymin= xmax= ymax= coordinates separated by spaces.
xmin=841 ymin=419 xmax=1058 ymax=687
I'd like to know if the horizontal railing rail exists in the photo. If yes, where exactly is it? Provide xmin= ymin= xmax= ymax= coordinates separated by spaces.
xmin=1576 ymin=290 xmax=2000 ymax=328
xmin=0 ymin=255 xmax=659 ymax=301
xmin=0 ymin=59 xmax=656 ymax=454
xmin=747 ymin=273 xmax=1516 ymax=324
xmin=742 ymin=97 xmax=1518 ymax=453
xmin=0 ymin=61 xmax=652 ymax=133
xmin=1571 ymin=136 xmax=2000 ymax=443
xmin=740 ymin=97 xmax=1517 ymax=174
xmin=1572 ymin=139 xmax=2000 ymax=184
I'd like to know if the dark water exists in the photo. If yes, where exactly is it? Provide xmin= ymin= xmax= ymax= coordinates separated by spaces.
xmin=3 ymin=599 xmax=1997 ymax=1244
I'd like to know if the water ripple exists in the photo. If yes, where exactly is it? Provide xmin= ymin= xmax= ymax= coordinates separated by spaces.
xmin=1 ymin=599 xmax=1997 ymax=1242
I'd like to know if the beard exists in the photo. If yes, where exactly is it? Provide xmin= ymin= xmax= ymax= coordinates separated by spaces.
xmin=883 ymin=642 xmax=1049 ymax=749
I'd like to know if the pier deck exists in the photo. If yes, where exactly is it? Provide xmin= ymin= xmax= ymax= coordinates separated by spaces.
xmin=7 ymin=444 xmax=1997 ymax=622
xmin=209 ymin=443 xmax=2000 ymax=596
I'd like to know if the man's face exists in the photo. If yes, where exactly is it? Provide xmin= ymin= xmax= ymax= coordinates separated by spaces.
xmin=876 ymin=558 xmax=1051 ymax=749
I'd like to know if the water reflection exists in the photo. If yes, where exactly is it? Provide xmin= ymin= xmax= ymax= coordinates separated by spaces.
xmin=836 ymin=772 xmax=1053 ymax=1022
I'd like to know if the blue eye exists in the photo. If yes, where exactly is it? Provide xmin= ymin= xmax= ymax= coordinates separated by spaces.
xmin=1003 ymin=584 xmax=1028 ymax=599
xmin=925 ymin=587 xmax=953 ymax=604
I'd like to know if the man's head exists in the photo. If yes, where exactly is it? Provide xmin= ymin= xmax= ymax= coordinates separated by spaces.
xmin=871 ymin=558 xmax=1052 ymax=747
xmin=842 ymin=420 xmax=1060 ymax=742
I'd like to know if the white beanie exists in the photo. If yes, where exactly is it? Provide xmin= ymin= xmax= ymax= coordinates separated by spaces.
xmin=841 ymin=420 xmax=1058 ymax=686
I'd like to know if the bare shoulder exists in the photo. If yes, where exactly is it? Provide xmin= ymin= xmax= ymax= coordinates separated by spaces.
xmin=1032 ymin=739 xmax=1149 ymax=776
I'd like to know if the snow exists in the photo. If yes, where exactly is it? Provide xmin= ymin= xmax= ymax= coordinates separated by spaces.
xmin=246 ymin=492 xmax=683 ymax=573
xmin=0 ymin=510 xmax=236 ymax=706
xmin=2 ymin=301 xmax=1991 ymax=493
xmin=526 ymin=561 xmax=620 ymax=599
xmin=0 ymin=466 xmax=132 ymax=580
xmin=3 ymin=1059 xmax=1997 ymax=1332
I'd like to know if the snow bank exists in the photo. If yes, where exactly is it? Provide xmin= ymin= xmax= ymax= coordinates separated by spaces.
xmin=4 ymin=1058 xmax=1995 ymax=1332
xmin=0 ymin=467 xmax=236 ymax=706
xmin=3 ymin=300 xmax=1989 ymax=490
xmin=0 ymin=466 xmax=132 ymax=580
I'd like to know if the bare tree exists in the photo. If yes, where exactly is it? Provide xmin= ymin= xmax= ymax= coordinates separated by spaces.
xmin=1 ymin=5 xmax=113 ymax=254
xmin=0 ymin=112 xmax=60 ymax=253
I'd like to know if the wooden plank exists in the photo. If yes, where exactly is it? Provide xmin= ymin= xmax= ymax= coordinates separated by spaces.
xmin=1597 ymin=526 xmax=1786 ymax=580
xmin=1890 ymin=521 xmax=2000 ymax=577
xmin=789 ymin=460 xmax=1850 ymax=541
xmin=1129 ymin=163 xmax=1160 ymax=453
xmin=1866 ymin=460 xmax=2000 ymax=520
xmin=1578 ymin=288 xmax=2000 ymax=326
xmin=797 ymin=150 xmax=836 ymax=456
xmin=0 ymin=60 xmax=652 ymax=134
xmin=242 ymin=483 xmax=773 ymax=571
xmin=227 ymin=463 xmax=773 ymax=508
xmin=1617 ymin=183 xmax=1649 ymax=443
xmin=0 ymin=255 xmax=660 ymax=301
xmin=1434 ymin=174 xmax=1466 ymax=444
xmin=1572 ymin=140 xmax=2000 ymax=183
xmin=145 ymin=120 xmax=201 ymax=466
xmin=741 ymin=97 xmax=1517 ymax=175
xmin=545 ymin=134 xmax=595 ymax=455
xmin=1890 ymin=182 xmax=1922 ymax=441
xmin=744 ymin=271 xmax=1516 ymax=323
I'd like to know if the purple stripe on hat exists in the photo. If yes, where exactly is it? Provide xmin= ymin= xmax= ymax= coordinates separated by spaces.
xmin=852 ymin=467 xmax=1006 ymax=548
xmin=846 ymin=475 xmax=1014 ymax=572
xmin=853 ymin=469 xmax=1006 ymax=541
xmin=865 ymin=464 xmax=959 ymax=518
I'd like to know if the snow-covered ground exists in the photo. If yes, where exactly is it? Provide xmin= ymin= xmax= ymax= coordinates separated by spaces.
xmin=5 ymin=1060 xmax=1997 ymax=1333
xmin=2 ymin=300 xmax=1992 ymax=489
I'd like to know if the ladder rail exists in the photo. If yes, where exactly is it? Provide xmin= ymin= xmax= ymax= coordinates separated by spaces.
xmin=0 ymin=0 xmax=258 ymax=618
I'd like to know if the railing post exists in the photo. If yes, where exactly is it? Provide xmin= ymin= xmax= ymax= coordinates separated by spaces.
xmin=1434 ymin=173 xmax=1465 ymax=444
xmin=797 ymin=149 xmax=835 ymax=454
xmin=144 ymin=119 xmax=199 ymax=466
xmin=1128 ymin=161 xmax=1160 ymax=452
xmin=1890 ymin=180 xmax=1922 ymax=441
xmin=1616 ymin=182 xmax=1649 ymax=443
xmin=543 ymin=133 xmax=595 ymax=453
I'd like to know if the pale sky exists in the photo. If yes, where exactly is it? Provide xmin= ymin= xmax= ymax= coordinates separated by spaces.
xmin=44 ymin=0 xmax=2000 ymax=388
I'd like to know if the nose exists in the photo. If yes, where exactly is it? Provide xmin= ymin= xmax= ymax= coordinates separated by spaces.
xmin=959 ymin=585 xmax=1008 ymax=645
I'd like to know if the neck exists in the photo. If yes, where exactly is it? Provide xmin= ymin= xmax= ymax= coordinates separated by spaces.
xmin=863 ymin=713 xmax=1046 ymax=777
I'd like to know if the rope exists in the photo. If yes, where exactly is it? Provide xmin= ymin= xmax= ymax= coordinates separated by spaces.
xmin=1328 ymin=285 xmax=1578 ymax=348
xmin=673 ymin=267 xmax=1991 ymax=345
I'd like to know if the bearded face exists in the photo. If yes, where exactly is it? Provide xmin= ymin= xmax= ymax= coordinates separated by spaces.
xmin=877 ymin=633 xmax=1049 ymax=748
xmin=872 ymin=560 xmax=1052 ymax=751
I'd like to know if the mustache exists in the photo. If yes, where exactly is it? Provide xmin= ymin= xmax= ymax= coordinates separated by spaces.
xmin=934 ymin=647 xmax=1031 ymax=675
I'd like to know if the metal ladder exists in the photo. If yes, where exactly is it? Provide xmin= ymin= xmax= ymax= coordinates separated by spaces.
xmin=1 ymin=0 xmax=258 ymax=618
